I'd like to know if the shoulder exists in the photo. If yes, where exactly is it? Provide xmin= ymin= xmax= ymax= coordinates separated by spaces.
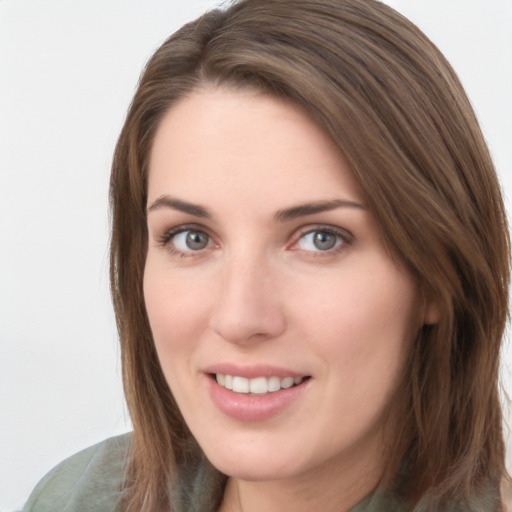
xmin=23 ymin=433 xmax=132 ymax=512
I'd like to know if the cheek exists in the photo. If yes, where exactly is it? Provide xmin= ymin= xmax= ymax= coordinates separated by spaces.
xmin=291 ymin=260 xmax=419 ymax=376
xmin=143 ymin=269 xmax=210 ymax=420
xmin=312 ymin=269 xmax=418 ymax=424
xmin=143 ymin=265 xmax=213 ymax=363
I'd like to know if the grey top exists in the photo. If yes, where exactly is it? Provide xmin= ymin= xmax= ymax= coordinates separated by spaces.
xmin=23 ymin=435 xmax=130 ymax=512
xmin=22 ymin=434 xmax=499 ymax=512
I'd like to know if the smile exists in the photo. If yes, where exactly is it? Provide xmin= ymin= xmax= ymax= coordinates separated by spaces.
xmin=215 ymin=374 xmax=305 ymax=394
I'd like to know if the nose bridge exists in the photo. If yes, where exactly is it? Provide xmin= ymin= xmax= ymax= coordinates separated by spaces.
xmin=209 ymin=245 xmax=285 ymax=344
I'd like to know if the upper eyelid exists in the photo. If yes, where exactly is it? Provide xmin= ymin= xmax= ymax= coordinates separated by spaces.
xmin=154 ymin=223 xmax=213 ymax=245
xmin=292 ymin=224 xmax=353 ymax=241
xmin=156 ymin=223 xmax=210 ymax=236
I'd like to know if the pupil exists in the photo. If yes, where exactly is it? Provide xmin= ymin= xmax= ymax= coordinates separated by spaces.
xmin=314 ymin=231 xmax=336 ymax=250
xmin=186 ymin=232 xmax=208 ymax=250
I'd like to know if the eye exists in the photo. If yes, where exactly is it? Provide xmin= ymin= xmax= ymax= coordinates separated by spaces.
xmin=173 ymin=230 xmax=211 ymax=251
xmin=158 ymin=226 xmax=214 ymax=256
xmin=295 ymin=228 xmax=349 ymax=253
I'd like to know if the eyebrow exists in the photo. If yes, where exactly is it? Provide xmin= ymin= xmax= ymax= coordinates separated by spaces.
xmin=147 ymin=195 xmax=212 ymax=218
xmin=274 ymin=199 xmax=365 ymax=222
xmin=147 ymin=195 xmax=365 ymax=221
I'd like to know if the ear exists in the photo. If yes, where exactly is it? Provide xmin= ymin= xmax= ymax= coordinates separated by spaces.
xmin=421 ymin=291 xmax=441 ymax=326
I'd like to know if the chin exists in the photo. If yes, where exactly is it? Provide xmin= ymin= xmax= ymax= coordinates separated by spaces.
xmin=199 ymin=433 xmax=326 ymax=482
xmin=209 ymin=454 xmax=297 ymax=481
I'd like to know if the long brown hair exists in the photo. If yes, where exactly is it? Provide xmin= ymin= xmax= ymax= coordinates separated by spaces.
xmin=109 ymin=0 xmax=510 ymax=510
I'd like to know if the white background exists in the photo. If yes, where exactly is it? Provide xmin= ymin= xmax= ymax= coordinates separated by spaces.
xmin=1 ymin=1 xmax=511 ymax=510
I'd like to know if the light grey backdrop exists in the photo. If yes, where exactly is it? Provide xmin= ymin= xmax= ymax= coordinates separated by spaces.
xmin=1 ymin=1 xmax=511 ymax=510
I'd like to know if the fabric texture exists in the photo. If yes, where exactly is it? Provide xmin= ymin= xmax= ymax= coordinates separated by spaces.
xmin=22 ymin=434 xmax=227 ymax=512
xmin=23 ymin=434 xmax=130 ymax=512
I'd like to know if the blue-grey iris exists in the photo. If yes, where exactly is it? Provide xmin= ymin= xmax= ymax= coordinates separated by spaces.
xmin=314 ymin=231 xmax=337 ymax=250
xmin=186 ymin=231 xmax=209 ymax=250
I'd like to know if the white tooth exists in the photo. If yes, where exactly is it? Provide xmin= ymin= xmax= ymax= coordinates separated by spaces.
xmin=268 ymin=376 xmax=281 ymax=392
xmin=224 ymin=374 xmax=233 ymax=390
xmin=249 ymin=377 xmax=268 ymax=394
xmin=216 ymin=374 xmax=225 ymax=386
xmin=294 ymin=376 xmax=303 ymax=385
xmin=281 ymin=377 xmax=294 ymax=389
xmin=232 ymin=376 xmax=249 ymax=393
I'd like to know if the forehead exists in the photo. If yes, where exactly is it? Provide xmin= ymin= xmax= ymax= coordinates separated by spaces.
xmin=147 ymin=87 xmax=364 ymax=209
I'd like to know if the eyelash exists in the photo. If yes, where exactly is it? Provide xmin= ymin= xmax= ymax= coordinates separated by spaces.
xmin=155 ymin=224 xmax=353 ymax=258
xmin=155 ymin=224 xmax=212 ymax=258
xmin=291 ymin=226 xmax=352 ymax=257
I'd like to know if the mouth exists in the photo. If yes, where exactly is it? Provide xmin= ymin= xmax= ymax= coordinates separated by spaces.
xmin=213 ymin=373 xmax=310 ymax=395
xmin=207 ymin=369 xmax=311 ymax=421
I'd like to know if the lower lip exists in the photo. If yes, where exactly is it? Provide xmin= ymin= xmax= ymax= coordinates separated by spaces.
xmin=207 ymin=376 xmax=309 ymax=422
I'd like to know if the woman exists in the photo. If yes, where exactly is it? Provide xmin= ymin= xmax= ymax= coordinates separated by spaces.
xmin=23 ymin=0 xmax=510 ymax=511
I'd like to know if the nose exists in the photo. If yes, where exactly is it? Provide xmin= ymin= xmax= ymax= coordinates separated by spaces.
xmin=208 ymin=254 xmax=286 ymax=345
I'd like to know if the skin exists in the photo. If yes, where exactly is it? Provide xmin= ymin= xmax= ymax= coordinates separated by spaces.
xmin=144 ymin=87 xmax=438 ymax=512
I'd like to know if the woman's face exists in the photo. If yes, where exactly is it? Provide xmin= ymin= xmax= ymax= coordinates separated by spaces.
xmin=144 ymin=88 xmax=433 ymax=485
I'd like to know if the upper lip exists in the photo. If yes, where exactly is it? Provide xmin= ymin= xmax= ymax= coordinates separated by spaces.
xmin=203 ymin=363 xmax=308 ymax=380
